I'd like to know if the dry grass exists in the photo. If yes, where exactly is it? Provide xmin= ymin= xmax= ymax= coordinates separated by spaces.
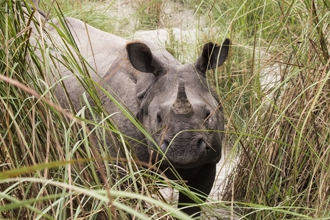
xmin=220 ymin=0 xmax=330 ymax=218
xmin=1 ymin=0 xmax=330 ymax=219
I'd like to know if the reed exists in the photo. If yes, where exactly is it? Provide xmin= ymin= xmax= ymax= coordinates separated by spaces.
xmin=1 ymin=0 xmax=329 ymax=219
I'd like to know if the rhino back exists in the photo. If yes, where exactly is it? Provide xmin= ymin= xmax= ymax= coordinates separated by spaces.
xmin=42 ymin=17 xmax=127 ymax=110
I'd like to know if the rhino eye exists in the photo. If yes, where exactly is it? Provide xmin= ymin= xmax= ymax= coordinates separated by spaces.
xmin=204 ymin=110 xmax=211 ymax=120
xmin=157 ymin=112 xmax=162 ymax=123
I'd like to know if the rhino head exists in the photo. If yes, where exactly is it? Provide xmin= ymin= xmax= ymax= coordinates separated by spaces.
xmin=127 ymin=39 xmax=229 ymax=169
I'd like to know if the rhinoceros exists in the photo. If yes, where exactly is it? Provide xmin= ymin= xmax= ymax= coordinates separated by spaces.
xmin=33 ymin=14 xmax=229 ymax=216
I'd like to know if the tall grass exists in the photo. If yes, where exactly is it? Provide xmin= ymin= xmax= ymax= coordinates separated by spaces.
xmin=1 ymin=0 xmax=329 ymax=219
xmin=214 ymin=0 xmax=330 ymax=219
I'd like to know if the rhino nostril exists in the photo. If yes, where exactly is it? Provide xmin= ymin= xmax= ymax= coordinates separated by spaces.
xmin=197 ymin=138 xmax=205 ymax=149
xmin=204 ymin=109 xmax=211 ymax=120
xmin=197 ymin=138 xmax=211 ymax=152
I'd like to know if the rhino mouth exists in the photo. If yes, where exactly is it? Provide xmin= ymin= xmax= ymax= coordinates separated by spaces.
xmin=155 ymin=138 xmax=210 ymax=168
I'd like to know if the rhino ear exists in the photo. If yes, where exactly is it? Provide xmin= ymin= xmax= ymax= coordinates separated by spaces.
xmin=126 ymin=42 xmax=163 ymax=75
xmin=195 ymin=39 xmax=230 ymax=74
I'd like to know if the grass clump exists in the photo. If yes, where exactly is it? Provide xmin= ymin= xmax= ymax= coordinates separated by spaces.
xmin=134 ymin=0 xmax=162 ymax=30
xmin=1 ymin=0 xmax=330 ymax=219
xmin=218 ymin=0 xmax=330 ymax=219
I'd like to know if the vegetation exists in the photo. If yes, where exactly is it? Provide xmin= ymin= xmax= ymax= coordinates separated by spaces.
xmin=214 ymin=1 xmax=330 ymax=219
xmin=0 ymin=1 xmax=189 ymax=219
xmin=0 ymin=0 xmax=329 ymax=219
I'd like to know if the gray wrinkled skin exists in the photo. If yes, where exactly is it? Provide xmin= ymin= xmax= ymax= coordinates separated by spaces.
xmin=138 ymin=66 xmax=224 ymax=168
xmin=32 ymin=16 xmax=229 ymax=217
xmin=102 ymin=38 xmax=229 ymax=217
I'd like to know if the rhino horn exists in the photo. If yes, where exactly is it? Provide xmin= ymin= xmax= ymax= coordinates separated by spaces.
xmin=172 ymin=79 xmax=192 ymax=115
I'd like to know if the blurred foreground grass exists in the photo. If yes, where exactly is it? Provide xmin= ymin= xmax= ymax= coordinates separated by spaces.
xmin=1 ymin=0 xmax=329 ymax=219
